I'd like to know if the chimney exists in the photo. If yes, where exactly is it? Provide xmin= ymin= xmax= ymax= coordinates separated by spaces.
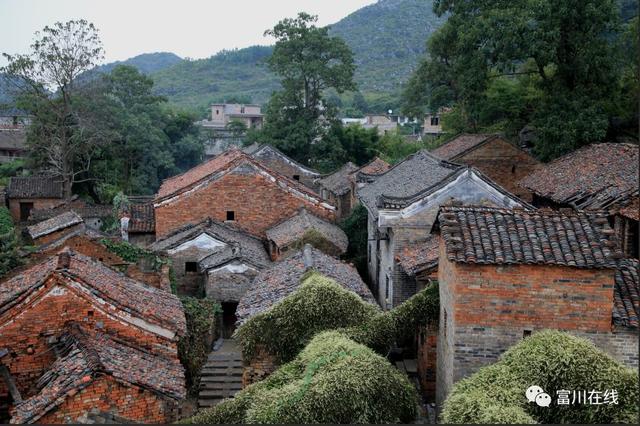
xmin=57 ymin=251 xmax=71 ymax=270
xmin=303 ymin=244 xmax=314 ymax=270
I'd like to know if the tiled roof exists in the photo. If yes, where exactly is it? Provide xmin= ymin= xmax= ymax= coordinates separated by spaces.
xmin=317 ymin=162 xmax=359 ymax=195
xmin=266 ymin=209 xmax=348 ymax=254
xmin=357 ymin=150 xmax=461 ymax=216
xmin=519 ymin=143 xmax=639 ymax=211
xmin=150 ymin=218 xmax=271 ymax=269
xmin=11 ymin=325 xmax=185 ymax=424
xmin=30 ymin=199 xmax=112 ymax=222
xmin=156 ymin=148 xmax=325 ymax=204
xmin=613 ymin=259 xmax=639 ymax=328
xmin=128 ymin=201 xmax=155 ymax=233
xmin=251 ymin=145 xmax=321 ymax=176
xmin=355 ymin=157 xmax=390 ymax=177
xmin=27 ymin=211 xmax=83 ymax=239
xmin=618 ymin=197 xmax=639 ymax=221
xmin=0 ymin=250 xmax=186 ymax=335
xmin=236 ymin=245 xmax=375 ymax=323
xmin=438 ymin=206 xmax=622 ymax=268
xmin=430 ymin=133 xmax=495 ymax=160
xmin=7 ymin=175 xmax=64 ymax=199
xmin=396 ymin=235 xmax=439 ymax=276
xmin=0 ymin=128 xmax=26 ymax=150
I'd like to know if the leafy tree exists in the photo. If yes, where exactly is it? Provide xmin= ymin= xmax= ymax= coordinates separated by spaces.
xmin=404 ymin=0 xmax=631 ymax=159
xmin=339 ymin=204 xmax=369 ymax=278
xmin=352 ymin=91 xmax=368 ymax=114
xmin=226 ymin=119 xmax=247 ymax=138
xmin=0 ymin=207 xmax=21 ymax=277
xmin=259 ymin=12 xmax=356 ymax=163
xmin=377 ymin=130 xmax=423 ymax=164
xmin=310 ymin=123 xmax=378 ymax=172
xmin=1 ymin=20 xmax=105 ymax=199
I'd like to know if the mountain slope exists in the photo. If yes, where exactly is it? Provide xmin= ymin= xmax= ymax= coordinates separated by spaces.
xmin=329 ymin=0 xmax=445 ymax=93
xmin=150 ymin=0 xmax=444 ymax=110
xmin=151 ymin=46 xmax=278 ymax=109
xmin=94 ymin=52 xmax=182 ymax=75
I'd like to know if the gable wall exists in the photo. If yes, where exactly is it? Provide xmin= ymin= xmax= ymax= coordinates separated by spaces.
xmin=252 ymin=149 xmax=319 ymax=190
xmin=155 ymin=169 xmax=335 ymax=238
xmin=456 ymin=137 xmax=539 ymax=201
xmin=0 ymin=277 xmax=177 ymax=400
xmin=34 ymin=375 xmax=176 ymax=424
xmin=8 ymin=198 xmax=61 ymax=222
xmin=435 ymin=250 xmax=635 ymax=405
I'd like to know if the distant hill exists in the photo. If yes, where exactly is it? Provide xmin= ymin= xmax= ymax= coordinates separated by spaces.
xmin=151 ymin=46 xmax=279 ymax=110
xmin=150 ymin=0 xmax=445 ymax=110
xmin=93 ymin=52 xmax=182 ymax=75
xmin=328 ymin=0 xmax=445 ymax=94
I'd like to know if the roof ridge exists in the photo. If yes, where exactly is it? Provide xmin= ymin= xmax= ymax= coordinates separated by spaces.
xmin=253 ymin=144 xmax=321 ymax=175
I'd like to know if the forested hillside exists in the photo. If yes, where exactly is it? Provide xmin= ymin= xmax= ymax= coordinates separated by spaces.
xmin=328 ymin=0 xmax=445 ymax=94
xmin=92 ymin=52 xmax=182 ymax=74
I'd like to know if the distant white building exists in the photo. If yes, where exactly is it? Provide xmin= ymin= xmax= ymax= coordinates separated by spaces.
xmin=199 ymin=103 xmax=264 ymax=130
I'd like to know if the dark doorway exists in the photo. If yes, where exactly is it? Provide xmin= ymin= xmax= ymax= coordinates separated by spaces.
xmin=221 ymin=302 xmax=238 ymax=338
xmin=19 ymin=202 xmax=34 ymax=221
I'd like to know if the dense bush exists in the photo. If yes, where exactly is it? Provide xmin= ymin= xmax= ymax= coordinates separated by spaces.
xmin=339 ymin=204 xmax=368 ymax=278
xmin=178 ymin=297 xmax=222 ymax=395
xmin=236 ymin=272 xmax=439 ymax=363
xmin=235 ymin=272 xmax=380 ymax=363
xmin=0 ymin=207 xmax=21 ymax=277
xmin=441 ymin=330 xmax=639 ymax=424
xmin=183 ymin=332 xmax=418 ymax=424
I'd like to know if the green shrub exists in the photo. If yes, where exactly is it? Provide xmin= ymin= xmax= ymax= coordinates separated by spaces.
xmin=178 ymin=297 xmax=222 ymax=396
xmin=235 ymin=272 xmax=381 ymax=363
xmin=236 ymin=273 xmax=439 ymax=363
xmin=441 ymin=330 xmax=640 ymax=424
xmin=0 ymin=207 xmax=21 ymax=277
xmin=184 ymin=332 xmax=418 ymax=424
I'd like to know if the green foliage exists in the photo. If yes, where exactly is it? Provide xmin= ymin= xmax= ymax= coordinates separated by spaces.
xmin=405 ymin=0 xmax=636 ymax=160
xmin=0 ymin=207 xmax=21 ymax=277
xmin=99 ymin=238 xmax=165 ymax=272
xmin=339 ymin=204 xmax=369 ymax=278
xmin=255 ymin=12 xmax=356 ymax=165
xmin=310 ymin=123 xmax=378 ymax=172
xmin=236 ymin=272 xmax=439 ymax=363
xmin=441 ymin=330 xmax=640 ymax=424
xmin=377 ymin=130 xmax=423 ymax=164
xmin=178 ymin=297 xmax=222 ymax=396
xmin=236 ymin=273 xmax=380 ymax=363
xmin=0 ymin=159 xmax=26 ymax=186
xmin=184 ymin=332 xmax=418 ymax=424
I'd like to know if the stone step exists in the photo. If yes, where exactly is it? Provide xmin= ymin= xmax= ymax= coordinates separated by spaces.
xmin=198 ymin=398 xmax=225 ymax=408
xmin=201 ymin=375 xmax=242 ymax=383
xmin=208 ymin=354 xmax=243 ymax=362
xmin=199 ymin=389 xmax=241 ymax=398
xmin=200 ymin=382 xmax=243 ymax=391
xmin=201 ymin=368 xmax=243 ymax=377
xmin=203 ymin=360 xmax=243 ymax=368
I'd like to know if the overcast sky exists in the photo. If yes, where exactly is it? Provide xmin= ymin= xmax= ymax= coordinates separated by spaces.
xmin=0 ymin=0 xmax=375 ymax=65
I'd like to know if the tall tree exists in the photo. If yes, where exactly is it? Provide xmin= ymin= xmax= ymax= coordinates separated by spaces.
xmin=259 ymin=12 xmax=356 ymax=163
xmin=1 ymin=20 xmax=105 ymax=198
xmin=403 ymin=0 xmax=629 ymax=159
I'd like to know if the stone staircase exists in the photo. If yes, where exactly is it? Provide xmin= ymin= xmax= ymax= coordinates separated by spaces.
xmin=198 ymin=339 xmax=244 ymax=409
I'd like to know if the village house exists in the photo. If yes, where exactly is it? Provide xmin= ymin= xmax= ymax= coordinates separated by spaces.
xmin=0 ymin=249 xmax=186 ymax=414
xmin=25 ymin=211 xmax=85 ymax=249
xmin=122 ymin=196 xmax=156 ymax=247
xmin=422 ymin=112 xmax=443 ymax=137
xmin=29 ymin=197 xmax=112 ymax=231
xmin=236 ymin=244 xmax=376 ymax=384
xmin=6 ymin=176 xmax=64 ymax=222
xmin=250 ymin=144 xmax=321 ymax=190
xmin=363 ymin=113 xmax=399 ymax=135
xmin=430 ymin=133 xmax=540 ymax=201
xmin=200 ymin=103 xmax=264 ymax=130
xmin=316 ymin=162 xmax=360 ymax=218
xmin=150 ymin=218 xmax=271 ymax=300
xmin=357 ymin=150 xmax=527 ymax=309
xmin=265 ymin=208 xmax=348 ymax=260
xmin=433 ymin=206 xmax=639 ymax=405
xmin=519 ymin=143 xmax=639 ymax=258
xmin=153 ymin=148 xmax=335 ymax=239
xmin=8 ymin=324 xmax=185 ymax=424
xmin=0 ymin=129 xmax=26 ymax=165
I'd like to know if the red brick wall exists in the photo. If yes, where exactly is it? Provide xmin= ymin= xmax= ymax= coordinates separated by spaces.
xmin=35 ymin=376 xmax=176 ymax=424
xmin=155 ymin=171 xmax=335 ymax=237
xmin=416 ymin=322 xmax=438 ymax=402
xmin=32 ymin=223 xmax=84 ymax=246
xmin=242 ymin=345 xmax=277 ymax=387
xmin=456 ymin=137 xmax=539 ymax=202
xmin=8 ymin=198 xmax=61 ymax=222
xmin=39 ymin=236 xmax=125 ymax=266
xmin=0 ymin=276 xmax=178 ymax=399
xmin=445 ymin=260 xmax=615 ymax=332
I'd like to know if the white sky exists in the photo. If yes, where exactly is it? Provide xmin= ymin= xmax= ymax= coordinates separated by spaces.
xmin=0 ymin=0 xmax=375 ymax=65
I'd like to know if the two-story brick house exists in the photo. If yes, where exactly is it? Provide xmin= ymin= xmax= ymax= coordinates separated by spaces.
xmin=433 ymin=206 xmax=638 ymax=405
xmin=153 ymin=148 xmax=335 ymax=238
